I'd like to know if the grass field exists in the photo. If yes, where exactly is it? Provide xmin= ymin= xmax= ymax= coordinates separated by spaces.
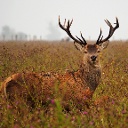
xmin=0 ymin=40 xmax=128 ymax=128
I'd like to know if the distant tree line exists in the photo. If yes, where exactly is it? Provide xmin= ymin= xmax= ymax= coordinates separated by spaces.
xmin=0 ymin=25 xmax=43 ymax=41
xmin=0 ymin=23 xmax=69 ymax=41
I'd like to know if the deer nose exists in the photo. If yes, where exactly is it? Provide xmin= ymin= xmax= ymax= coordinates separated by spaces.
xmin=91 ymin=55 xmax=97 ymax=61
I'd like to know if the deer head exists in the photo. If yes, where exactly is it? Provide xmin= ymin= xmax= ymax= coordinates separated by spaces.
xmin=58 ymin=16 xmax=119 ymax=66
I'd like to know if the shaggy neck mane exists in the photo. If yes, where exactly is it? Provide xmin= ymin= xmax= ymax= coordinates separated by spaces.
xmin=79 ymin=62 xmax=101 ymax=91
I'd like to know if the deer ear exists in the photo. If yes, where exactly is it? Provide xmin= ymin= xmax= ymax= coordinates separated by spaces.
xmin=101 ymin=40 xmax=109 ymax=49
xmin=74 ymin=42 xmax=84 ymax=52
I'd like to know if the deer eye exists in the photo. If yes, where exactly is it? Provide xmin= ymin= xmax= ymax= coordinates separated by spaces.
xmin=84 ymin=50 xmax=87 ymax=53
xmin=97 ymin=50 xmax=100 ymax=53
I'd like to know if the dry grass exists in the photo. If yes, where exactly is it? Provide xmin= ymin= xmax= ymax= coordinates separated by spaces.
xmin=0 ymin=40 xmax=128 ymax=128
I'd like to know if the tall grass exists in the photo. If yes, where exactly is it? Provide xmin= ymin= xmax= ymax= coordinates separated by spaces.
xmin=0 ymin=40 xmax=128 ymax=128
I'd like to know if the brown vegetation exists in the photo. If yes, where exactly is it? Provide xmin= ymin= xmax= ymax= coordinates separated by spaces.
xmin=0 ymin=40 xmax=128 ymax=127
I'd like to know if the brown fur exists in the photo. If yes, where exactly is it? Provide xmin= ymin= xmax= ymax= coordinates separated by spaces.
xmin=0 ymin=44 xmax=103 ymax=110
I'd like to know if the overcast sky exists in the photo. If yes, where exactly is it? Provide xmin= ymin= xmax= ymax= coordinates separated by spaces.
xmin=0 ymin=0 xmax=127 ymax=40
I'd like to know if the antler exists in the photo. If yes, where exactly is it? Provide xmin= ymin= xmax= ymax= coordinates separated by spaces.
xmin=96 ymin=17 xmax=119 ymax=45
xmin=58 ymin=16 xmax=87 ymax=46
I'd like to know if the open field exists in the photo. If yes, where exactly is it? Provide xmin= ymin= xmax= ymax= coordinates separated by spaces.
xmin=0 ymin=40 xmax=128 ymax=128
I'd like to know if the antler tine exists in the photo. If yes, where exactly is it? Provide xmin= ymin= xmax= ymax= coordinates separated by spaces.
xmin=105 ymin=19 xmax=114 ymax=37
xmin=64 ymin=19 xmax=66 ymax=27
xmin=67 ymin=19 xmax=73 ymax=27
xmin=96 ymin=28 xmax=102 ymax=44
xmin=80 ymin=32 xmax=87 ymax=45
xmin=96 ymin=17 xmax=119 ymax=45
xmin=58 ymin=16 xmax=87 ymax=46
xmin=76 ymin=36 xmax=84 ymax=46
xmin=114 ymin=17 xmax=119 ymax=30
xmin=105 ymin=19 xmax=112 ymax=28
xmin=58 ymin=16 xmax=66 ymax=31
xmin=76 ymin=32 xmax=87 ymax=46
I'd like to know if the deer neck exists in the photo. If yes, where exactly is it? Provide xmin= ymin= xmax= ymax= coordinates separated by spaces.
xmin=79 ymin=60 xmax=101 ymax=91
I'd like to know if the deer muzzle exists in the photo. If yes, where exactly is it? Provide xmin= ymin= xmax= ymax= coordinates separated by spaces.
xmin=91 ymin=55 xmax=97 ymax=61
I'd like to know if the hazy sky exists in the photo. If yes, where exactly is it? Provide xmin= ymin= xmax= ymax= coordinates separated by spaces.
xmin=0 ymin=0 xmax=127 ymax=40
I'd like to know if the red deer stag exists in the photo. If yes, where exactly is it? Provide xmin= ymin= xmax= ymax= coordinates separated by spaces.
xmin=0 ymin=17 xmax=119 ymax=110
